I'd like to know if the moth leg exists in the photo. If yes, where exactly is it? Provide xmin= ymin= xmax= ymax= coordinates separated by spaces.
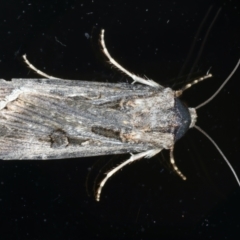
xmin=169 ymin=146 xmax=186 ymax=180
xmin=96 ymin=149 xmax=162 ymax=201
xmin=175 ymin=73 xmax=212 ymax=97
xmin=22 ymin=54 xmax=62 ymax=79
xmin=100 ymin=29 xmax=161 ymax=88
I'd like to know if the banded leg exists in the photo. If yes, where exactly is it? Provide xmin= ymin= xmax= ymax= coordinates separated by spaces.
xmin=170 ymin=146 xmax=186 ymax=180
xmin=175 ymin=73 xmax=212 ymax=97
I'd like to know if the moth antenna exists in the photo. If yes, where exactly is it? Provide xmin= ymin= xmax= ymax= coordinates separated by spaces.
xmin=178 ymin=6 xmax=213 ymax=78
xmin=196 ymin=58 xmax=240 ymax=109
xmin=176 ymin=8 xmax=221 ymax=96
xmin=22 ymin=54 xmax=61 ymax=79
xmin=206 ymin=67 xmax=212 ymax=75
xmin=194 ymin=125 xmax=240 ymax=187
xmin=186 ymin=8 xmax=221 ymax=81
xmin=100 ymin=29 xmax=161 ymax=88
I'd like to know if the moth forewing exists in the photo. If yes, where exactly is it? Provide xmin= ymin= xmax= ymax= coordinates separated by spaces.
xmin=0 ymin=79 xmax=181 ymax=159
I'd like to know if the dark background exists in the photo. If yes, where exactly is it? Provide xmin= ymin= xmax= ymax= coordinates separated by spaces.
xmin=0 ymin=0 xmax=240 ymax=239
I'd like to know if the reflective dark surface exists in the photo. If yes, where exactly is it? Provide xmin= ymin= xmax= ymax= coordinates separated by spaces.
xmin=0 ymin=0 xmax=239 ymax=239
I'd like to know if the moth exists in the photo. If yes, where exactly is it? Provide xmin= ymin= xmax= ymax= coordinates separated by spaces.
xmin=0 ymin=30 xmax=239 ymax=201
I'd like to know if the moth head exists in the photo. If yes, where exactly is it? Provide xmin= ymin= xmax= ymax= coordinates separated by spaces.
xmin=188 ymin=108 xmax=197 ymax=128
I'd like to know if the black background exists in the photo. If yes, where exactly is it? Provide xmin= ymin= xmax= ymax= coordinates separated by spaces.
xmin=0 ymin=0 xmax=240 ymax=239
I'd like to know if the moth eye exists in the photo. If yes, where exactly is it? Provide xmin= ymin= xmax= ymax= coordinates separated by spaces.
xmin=174 ymin=98 xmax=192 ymax=141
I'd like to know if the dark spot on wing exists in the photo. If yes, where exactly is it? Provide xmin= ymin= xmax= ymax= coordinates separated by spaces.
xmin=91 ymin=126 xmax=121 ymax=140
xmin=50 ymin=129 xmax=69 ymax=149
